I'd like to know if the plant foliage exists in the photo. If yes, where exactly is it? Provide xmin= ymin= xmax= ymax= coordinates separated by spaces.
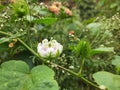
xmin=0 ymin=60 xmax=59 ymax=90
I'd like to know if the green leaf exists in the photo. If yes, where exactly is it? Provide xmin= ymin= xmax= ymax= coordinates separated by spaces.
xmin=112 ymin=56 xmax=120 ymax=74
xmin=97 ymin=0 xmax=106 ymax=8
xmin=0 ymin=4 xmax=4 ymax=11
xmin=110 ymin=3 xmax=118 ymax=8
xmin=0 ymin=43 xmax=9 ymax=52
xmin=0 ymin=60 xmax=59 ymax=90
xmin=0 ymin=37 xmax=10 ymax=44
xmin=25 ymin=15 xmax=34 ymax=22
xmin=94 ymin=47 xmax=114 ymax=52
xmin=112 ymin=56 xmax=120 ymax=67
xmin=75 ymin=40 xmax=91 ymax=58
xmin=90 ymin=47 xmax=114 ymax=55
xmin=86 ymin=23 xmax=102 ymax=35
xmin=34 ymin=18 xmax=57 ymax=25
xmin=12 ymin=0 xmax=29 ymax=17
xmin=1 ymin=60 xmax=29 ymax=73
xmin=93 ymin=71 xmax=120 ymax=90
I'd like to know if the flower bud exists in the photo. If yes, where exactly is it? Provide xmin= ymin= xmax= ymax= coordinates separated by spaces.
xmin=37 ymin=39 xmax=63 ymax=59
xmin=52 ymin=1 xmax=62 ymax=8
xmin=49 ymin=5 xmax=60 ymax=15
xmin=64 ymin=8 xmax=72 ymax=16
xmin=9 ymin=42 xmax=14 ymax=48
xmin=99 ymin=85 xmax=106 ymax=90
xmin=69 ymin=30 xmax=74 ymax=35
xmin=12 ymin=38 xmax=17 ymax=43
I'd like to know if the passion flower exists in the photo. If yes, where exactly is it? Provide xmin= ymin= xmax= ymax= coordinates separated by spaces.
xmin=37 ymin=39 xmax=63 ymax=59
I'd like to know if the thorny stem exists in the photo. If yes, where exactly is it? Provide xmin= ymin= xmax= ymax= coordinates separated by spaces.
xmin=0 ymin=30 xmax=100 ymax=89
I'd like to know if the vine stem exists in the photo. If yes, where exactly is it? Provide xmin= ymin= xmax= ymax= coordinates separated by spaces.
xmin=17 ymin=38 xmax=39 ymax=57
xmin=0 ymin=30 xmax=100 ymax=89
xmin=49 ymin=62 xmax=99 ymax=89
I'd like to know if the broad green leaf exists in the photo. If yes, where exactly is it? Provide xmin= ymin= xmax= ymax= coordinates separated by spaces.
xmin=93 ymin=71 xmax=120 ymax=90
xmin=112 ymin=56 xmax=120 ymax=74
xmin=86 ymin=23 xmax=102 ymax=35
xmin=1 ymin=60 xmax=29 ymax=73
xmin=0 ymin=60 xmax=59 ymax=90
xmin=112 ymin=56 xmax=120 ymax=67
xmin=34 ymin=18 xmax=57 ymax=25
xmin=13 ymin=51 xmax=34 ymax=69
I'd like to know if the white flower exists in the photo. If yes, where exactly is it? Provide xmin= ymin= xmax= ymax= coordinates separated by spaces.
xmin=37 ymin=39 xmax=63 ymax=58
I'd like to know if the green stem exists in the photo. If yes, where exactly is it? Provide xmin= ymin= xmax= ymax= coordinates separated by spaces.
xmin=0 ymin=31 xmax=44 ymax=61
xmin=17 ymin=38 xmax=39 ymax=57
xmin=0 ymin=30 xmax=100 ymax=89
xmin=78 ymin=58 xmax=85 ymax=74
xmin=0 ymin=31 xmax=11 ymax=36
xmin=20 ymin=41 xmax=99 ymax=89
xmin=50 ymin=62 xmax=99 ymax=89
